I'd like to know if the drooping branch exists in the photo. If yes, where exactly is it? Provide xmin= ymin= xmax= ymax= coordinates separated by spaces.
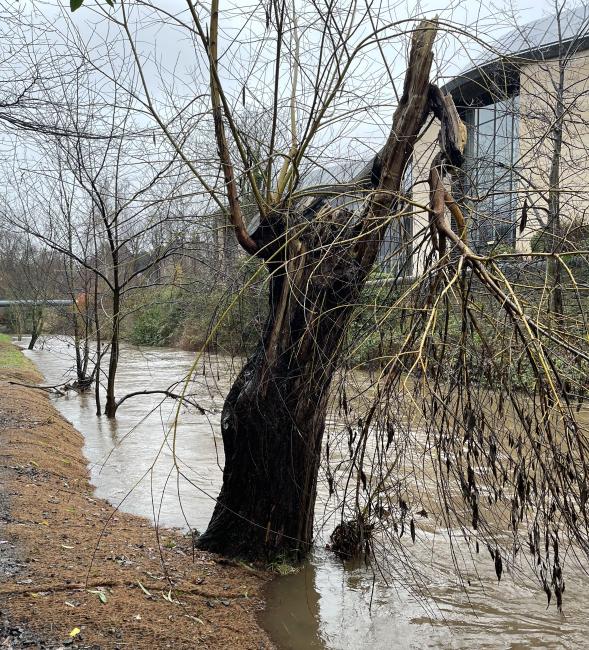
xmin=427 ymin=103 xmax=589 ymax=363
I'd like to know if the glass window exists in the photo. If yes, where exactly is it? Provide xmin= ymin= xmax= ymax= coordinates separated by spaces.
xmin=462 ymin=95 xmax=519 ymax=250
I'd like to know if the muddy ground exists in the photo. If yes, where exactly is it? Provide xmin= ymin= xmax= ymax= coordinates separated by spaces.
xmin=0 ymin=339 xmax=273 ymax=649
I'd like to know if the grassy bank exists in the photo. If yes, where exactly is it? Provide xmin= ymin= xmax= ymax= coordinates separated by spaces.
xmin=0 ymin=333 xmax=30 ymax=369
xmin=0 ymin=333 xmax=40 ymax=383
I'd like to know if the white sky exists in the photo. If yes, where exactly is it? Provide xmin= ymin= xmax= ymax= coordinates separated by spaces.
xmin=9 ymin=0 xmax=586 ymax=181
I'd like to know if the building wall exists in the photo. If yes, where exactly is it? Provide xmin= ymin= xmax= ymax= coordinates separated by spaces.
xmin=408 ymin=48 xmax=589 ymax=274
xmin=517 ymin=50 xmax=589 ymax=250
xmin=409 ymin=118 xmax=440 ymax=275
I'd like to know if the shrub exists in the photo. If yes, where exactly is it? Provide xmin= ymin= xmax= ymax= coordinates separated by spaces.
xmin=129 ymin=292 xmax=184 ymax=347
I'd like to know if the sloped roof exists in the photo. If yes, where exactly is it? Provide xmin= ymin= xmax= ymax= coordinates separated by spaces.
xmin=495 ymin=3 xmax=589 ymax=56
xmin=444 ymin=4 xmax=589 ymax=97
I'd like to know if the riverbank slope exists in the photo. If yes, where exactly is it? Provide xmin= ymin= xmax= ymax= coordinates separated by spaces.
xmin=0 ymin=334 xmax=273 ymax=649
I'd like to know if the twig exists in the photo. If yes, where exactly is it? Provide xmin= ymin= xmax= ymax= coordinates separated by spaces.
xmin=115 ymin=390 xmax=207 ymax=414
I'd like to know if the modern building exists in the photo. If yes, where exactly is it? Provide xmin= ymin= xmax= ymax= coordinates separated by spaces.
xmin=409 ymin=4 xmax=589 ymax=272
xmin=293 ymin=6 xmax=589 ymax=279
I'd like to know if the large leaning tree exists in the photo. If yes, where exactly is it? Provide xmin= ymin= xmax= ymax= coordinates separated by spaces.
xmin=115 ymin=4 xmax=464 ymax=559
xmin=197 ymin=20 xmax=465 ymax=558
xmin=72 ymin=2 xmax=589 ymax=600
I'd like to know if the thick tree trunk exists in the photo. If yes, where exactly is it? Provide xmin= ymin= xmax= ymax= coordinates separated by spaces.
xmin=198 ymin=244 xmax=364 ymax=559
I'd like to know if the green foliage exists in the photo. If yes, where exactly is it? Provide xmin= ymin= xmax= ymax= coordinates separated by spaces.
xmin=70 ymin=0 xmax=113 ymax=11
xmin=345 ymin=280 xmax=405 ymax=367
xmin=531 ymin=219 xmax=589 ymax=254
xmin=488 ymin=242 xmax=516 ymax=256
xmin=267 ymin=560 xmax=300 ymax=575
xmin=125 ymin=261 xmax=267 ymax=354
xmin=178 ymin=283 xmax=265 ymax=355
xmin=129 ymin=291 xmax=184 ymax=347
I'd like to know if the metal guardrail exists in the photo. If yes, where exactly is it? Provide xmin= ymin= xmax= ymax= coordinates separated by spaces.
xmin=0 ymin=299 xmax=74 ymax=307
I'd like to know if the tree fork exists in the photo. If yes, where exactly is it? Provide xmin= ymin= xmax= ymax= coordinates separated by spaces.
xmin=198 ymin=20 xmax=441 ymax=560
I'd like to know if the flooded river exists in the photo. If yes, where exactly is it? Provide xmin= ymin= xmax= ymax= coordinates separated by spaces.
xmin=19 ymin=336 xmax=589 ymax=649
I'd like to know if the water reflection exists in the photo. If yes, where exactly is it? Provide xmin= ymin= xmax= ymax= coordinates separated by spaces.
xmin=263 ymin=537 xmax=588 ymax=649
xmin=21 ymin=336 xmax=230 ymax=533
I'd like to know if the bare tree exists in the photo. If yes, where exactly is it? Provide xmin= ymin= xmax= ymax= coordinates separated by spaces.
xmin=37 ymin=0 xmax=589 ymax=609
xmin=114 ymin=0 xmax=462 ymax=558
xmin=0 ymin=230 xmax=59 ymax=349
xmin=3 ymin=50 xmax=201 ymax=415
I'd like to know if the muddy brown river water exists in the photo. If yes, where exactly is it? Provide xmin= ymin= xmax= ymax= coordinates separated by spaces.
xmin=19 ymin=336 xmax=589 ymax=649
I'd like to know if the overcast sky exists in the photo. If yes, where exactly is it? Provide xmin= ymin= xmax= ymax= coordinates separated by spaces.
xmin=10 ymin=0 xmax=587 ymax=180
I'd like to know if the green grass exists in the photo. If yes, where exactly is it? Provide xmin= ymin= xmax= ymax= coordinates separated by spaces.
xmin=0 ymin=333 xmax=33 ymax=370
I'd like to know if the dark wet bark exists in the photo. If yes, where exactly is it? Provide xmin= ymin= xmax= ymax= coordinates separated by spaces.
xmin=94 ymin=273 xmax=102 ymax=416
xmin=104 ymin=291 xmax=120 ymax=419
xmin=27 ymin=307 xmax=43 ymax=350
xmin=105 ymin=240 xmax=121 ymax=418
xmin=198 ymin=230 xmax=367 ymax=559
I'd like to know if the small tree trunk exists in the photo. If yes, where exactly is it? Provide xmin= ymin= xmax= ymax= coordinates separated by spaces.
xmin=94 ymin=272 xmax=102 ymax=416
xmin=27 ymin=331 xmax=38 ymax=350
xmin=11 ymin=307 xmax=24 ymax=340
xmin=28 ymin=307 xmax=42 ymax=350
xmin=548 ymin=40 xmax=566 ymax=320
xmin=73 ymin=301 xmax=84 ymax=380
xmin=104 ymin=290 xmax=120 ymax=418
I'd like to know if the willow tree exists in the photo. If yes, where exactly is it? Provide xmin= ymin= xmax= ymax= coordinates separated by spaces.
xmin=70 ymin=2 xmax=589 ymax=603
xmin=196 ymin=22 xmax=456 ymax=558
xmin=115 ymin=0 xmax=463 ymax=558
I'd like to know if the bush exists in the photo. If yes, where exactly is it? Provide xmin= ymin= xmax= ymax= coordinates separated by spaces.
xmin=178 ymin=283 xmax=266 ymax=355
xmin=344 ymin=280 xmax=406 ymax=368
xmin=126 ymin=260 xmax=268 ymax=355
xmin=129 ymin=291 xmax=184 ymax=347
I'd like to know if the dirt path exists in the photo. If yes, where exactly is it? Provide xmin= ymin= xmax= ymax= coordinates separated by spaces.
xmin=0 ymin=337 xmax=273 ymax=649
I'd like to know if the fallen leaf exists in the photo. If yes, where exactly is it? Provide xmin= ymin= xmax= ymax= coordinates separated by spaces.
xmin=88 ymin=589 xmax=107 ymax=604
xmin=137 ymin=581 xmax=152 ymax=597
xmin=69 ymin=627 xmax=81 ymax=638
